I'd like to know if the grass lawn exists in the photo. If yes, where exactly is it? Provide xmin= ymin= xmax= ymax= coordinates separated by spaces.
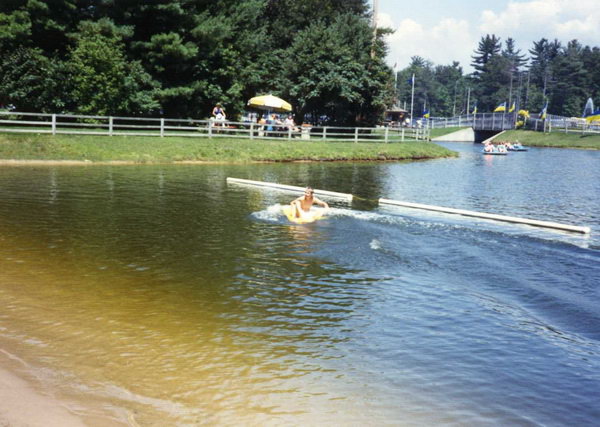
xmin=497 ymin=130 xmax=600 ymax=150
xmin=0 ymin=132 xmax=458 ymax=163
xmin=428 ymin=127 xmax=470 ymax=139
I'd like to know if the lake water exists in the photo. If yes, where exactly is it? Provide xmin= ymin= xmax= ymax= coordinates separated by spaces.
xmin=0 ymin=143 xmax=599 ymax=425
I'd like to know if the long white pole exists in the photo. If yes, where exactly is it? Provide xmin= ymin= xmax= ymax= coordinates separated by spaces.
xmin=379 ymin=198 xmax=590 ymax=234
xmin=410 ymin=73 xmax=415 ymax=126
xmin=226 ymin=177 xmax=353 ymax=201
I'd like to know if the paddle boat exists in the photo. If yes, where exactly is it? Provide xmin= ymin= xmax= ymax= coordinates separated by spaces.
xmin=508 ymin=142 xmax=528 ymax=151
xmin=482 ymin=143 xmax=508 ymax=155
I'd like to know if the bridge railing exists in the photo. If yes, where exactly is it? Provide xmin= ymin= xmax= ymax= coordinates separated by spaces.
xmin=428 ymin=115 xmax=474 ymax=128
xmin=429 ymin=113 xmax=516 ymax=131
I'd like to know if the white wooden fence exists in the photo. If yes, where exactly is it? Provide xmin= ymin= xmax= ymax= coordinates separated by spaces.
xmin=0 ymin=111 xmax=430 ymax=143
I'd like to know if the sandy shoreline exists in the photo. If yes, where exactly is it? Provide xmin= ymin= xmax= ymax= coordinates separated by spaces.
xmin=0 ymin=349 xmax=131 ymax=426
xmin=0 ymin=348 xmax=84 ymax=426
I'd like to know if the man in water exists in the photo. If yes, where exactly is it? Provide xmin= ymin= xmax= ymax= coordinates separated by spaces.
xmin=291 ymin=187 xmax=329 ymax=219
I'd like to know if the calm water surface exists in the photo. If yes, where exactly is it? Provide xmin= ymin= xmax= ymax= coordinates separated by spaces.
xmin=0 ymin=143 xmax=599 ymax=425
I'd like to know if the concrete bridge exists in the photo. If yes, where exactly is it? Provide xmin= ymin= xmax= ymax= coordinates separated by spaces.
xmin=431 ymin=113 xmax=517 ymax=142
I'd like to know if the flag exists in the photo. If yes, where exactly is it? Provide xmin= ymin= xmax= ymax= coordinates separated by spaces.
xmin=494 ymin=102 xmax=507 ymax=112
xmin=508 ymin=101 xmax=516 ymax=113
xmin=540 ymin=101 xmax=548 ymax=120
xmin=583 ymin=97 xmax=600 ymax=123
xmin=422 ymin=109 xmax=430 ymax=119
xmin=471 ymin=102 xmax=478 ymax=114
xmin=585 ymin=110 xmax=600 ymax=123
xmin=407 ymin=74 xmax=414 ymax=85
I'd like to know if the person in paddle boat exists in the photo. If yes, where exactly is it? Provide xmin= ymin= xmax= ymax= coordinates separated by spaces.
xmin=483 ymin=142 xmax=494 ymax=152
xmin=290 ymin=187 xmax=329 ymax=219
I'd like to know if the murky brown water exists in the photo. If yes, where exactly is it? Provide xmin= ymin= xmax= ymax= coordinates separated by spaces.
xmin=1 ymin=153 xmax=599 ymax=425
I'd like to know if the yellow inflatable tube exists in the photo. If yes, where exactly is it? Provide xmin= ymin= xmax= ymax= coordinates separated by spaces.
xmin=282 ymin=205 xmax=326 ymax=224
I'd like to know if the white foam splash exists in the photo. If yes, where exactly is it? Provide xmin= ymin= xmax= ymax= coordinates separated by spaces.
xmin=370 ymin=239 xmax=382 ymax=250
xmin=252 ymin=204 xmax=409 ymax=225
xmin=251 ymin=203 xmax=285 ymax=222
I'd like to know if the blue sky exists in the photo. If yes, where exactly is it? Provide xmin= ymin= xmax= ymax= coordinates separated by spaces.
xmin=377 ymin=0 xmax=600 ymax=72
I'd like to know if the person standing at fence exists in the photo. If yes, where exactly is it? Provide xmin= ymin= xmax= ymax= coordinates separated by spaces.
xmin=212 ymin=103 xmax=226 ymax=127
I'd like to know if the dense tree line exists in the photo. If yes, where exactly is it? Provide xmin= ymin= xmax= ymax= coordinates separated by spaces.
xmin=0 ymin=0 xmax=394 ymax=125
xmin=395 ymin=35 xmax=600 ymax=118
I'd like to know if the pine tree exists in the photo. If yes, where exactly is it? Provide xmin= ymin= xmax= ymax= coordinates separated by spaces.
xmin=502 ymin=38 xmax=528 ymax=110
xmin=502 ymin=38 xmax=527 ymax=71
xmin=471 ymin=34 xmax=502 ymax=75
xmin=549 ymin=40 xmax=587 ymax=116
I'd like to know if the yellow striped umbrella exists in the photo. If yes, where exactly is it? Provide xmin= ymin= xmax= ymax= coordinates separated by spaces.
xmin=247 ymin=94 xmax=292 ymax=113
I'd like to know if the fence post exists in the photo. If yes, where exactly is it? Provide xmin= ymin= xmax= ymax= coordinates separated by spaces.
xmin=208 ymin=120 xmax=213 ymax=138
xmin=108 ymin=117 xmax=113 ymax=136
xmin=384 ymin=126 xmax=389 ymax=143
xmin=492 ymin=114 xmax=495 ymax=129
xmin=160 ymin=118 xmax=164 ymax=137
xmin=564 ymin=118 xmax=567 ymax=133
xmin=548 ymin=118 xmax=552 ymax=133
xmin=354 ymin=127 xmax=358 ymax=143
xmin=288 ymin=126 xmax=292 ymax=140
xmin=401 ymin=128 xmax=405 ymax=141
xmin=323 ymin=126 xmax=327 ymax=140
xmin=51 ymin=114 xmax=56 ymax=135
xmin=250 ymin=123 xmax=254 ymax=140
xmin=458 ymin=116 xmax=461 ymax=127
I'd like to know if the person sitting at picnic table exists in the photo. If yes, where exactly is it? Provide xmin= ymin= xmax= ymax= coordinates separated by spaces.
xmin=284 ymin=115 xmax=299 ymax=133
xmin=273 ymin=114 xmax=285 ymax=135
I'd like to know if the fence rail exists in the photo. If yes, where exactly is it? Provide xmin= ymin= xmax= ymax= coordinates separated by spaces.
xmin=0 ymin=111 xmax=430 ymax=143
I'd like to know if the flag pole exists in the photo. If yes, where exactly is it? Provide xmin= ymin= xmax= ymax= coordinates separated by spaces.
xmin=464 ymin=87 xmax=470 ymax=117
xmin=410 ymin=73 xmax=415 ymax=126
xmin=371 ymin=0 xmax=379 ymax=58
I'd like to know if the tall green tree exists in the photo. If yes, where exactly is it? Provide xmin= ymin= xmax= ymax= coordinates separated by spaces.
xmin=281 ymin=13 xmax=392 ymax=125
xmin=471 ymin=34 xmax=502 ymax=76
xmin=0 ymin=47 xmax=66 ymax=111
xmin=501 ymin=38 xmax=528 ymax=109
xmin=66 ymin=19 xmax=158 ymax=116
xmin=548 ymin=40 xmax=587 ymax=116
xmin=581 ymin=45 xmax=600 ymax=101
xmin=264 ymin=0 xmax=369 ymax=47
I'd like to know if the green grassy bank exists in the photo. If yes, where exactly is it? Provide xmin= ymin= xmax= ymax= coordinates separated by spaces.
xmin=428 ymin=127 xmax=469 ymax=139
xmin=0 ymin=133 xmax=457 ymax=163
xmin=496 ymin=130 xmax=600 ymax=150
